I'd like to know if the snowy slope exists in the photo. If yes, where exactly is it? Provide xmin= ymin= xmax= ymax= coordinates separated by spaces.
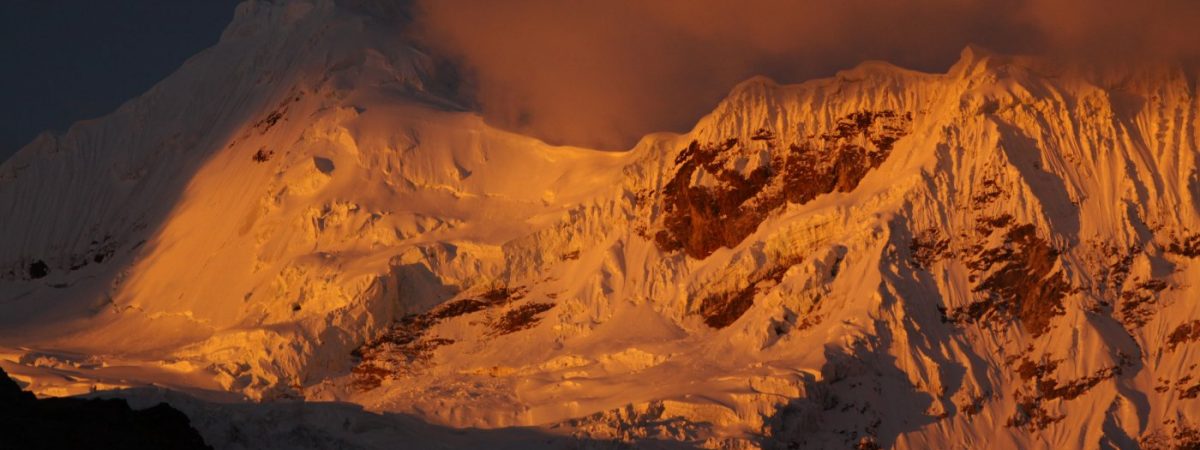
xmin=3 ymin=1 xmax=1200 ymax=448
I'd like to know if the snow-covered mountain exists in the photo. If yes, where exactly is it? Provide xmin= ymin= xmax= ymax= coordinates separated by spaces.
xmin=3 ymin=1 xmax=1200 ymax=448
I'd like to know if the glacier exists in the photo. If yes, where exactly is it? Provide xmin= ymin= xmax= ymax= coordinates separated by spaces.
xmin=2 ymin=1 xmax=1200 ymax=448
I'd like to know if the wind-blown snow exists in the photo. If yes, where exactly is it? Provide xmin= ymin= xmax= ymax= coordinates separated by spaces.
xmin=2 ymin=1 xmax=1200 ymax=448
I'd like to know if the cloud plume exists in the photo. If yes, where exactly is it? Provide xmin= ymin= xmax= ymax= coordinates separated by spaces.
xmin=413 ymin=0 xmax=1200 ymax=150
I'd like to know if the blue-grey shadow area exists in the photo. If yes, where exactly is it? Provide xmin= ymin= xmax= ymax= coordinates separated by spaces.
xmin=95 ymin=386 xmax=703 ymax=450
xmin=992 ymin=120 xmax=1081 ymax=244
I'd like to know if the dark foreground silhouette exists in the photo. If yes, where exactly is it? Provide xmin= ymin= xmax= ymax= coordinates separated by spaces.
xmin=0 ymin=368 xmax=210 ymax=450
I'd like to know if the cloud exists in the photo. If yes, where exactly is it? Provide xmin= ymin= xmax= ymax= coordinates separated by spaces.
xmin=413 ymin=0 xmax=1200 ymax=150
xmin=1023 ymin=0 xmax=1200 ymax=62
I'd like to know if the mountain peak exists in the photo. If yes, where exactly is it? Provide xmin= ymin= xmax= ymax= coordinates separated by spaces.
xmin=4 ymin=8 xmax=1200 ymax=449
xmin=836 ymin=59 xmax=919 ymax=80
xmin=948 ymin=44 xmax=1010 ymax=77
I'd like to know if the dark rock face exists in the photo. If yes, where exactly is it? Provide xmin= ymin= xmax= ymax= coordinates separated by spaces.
xmin=252 ymin=147 xmax=274 ymax=162
xmin=352 ymin=286 xmax=557 ymax=389
xmin=1167 ymin=234 xmax=1200 ymax=257
xmin=652 ymin=111 xmax=912 ymax=260
xmin=912 ymin=167 xmax=1072 ymax=337
xmin=698 ymin=283 xmax=759 ymax=330
xmin=639 ymin=110 xmax=911 ymax=329
xmin=936 ymin=221 xmax=1069 ymax=337
xmin=1118 ymin=278 xmax=1170 ymax=329
xmin=0 ymin=368 xmax=210 ymax=450
xmin=698 ymin=256 xmax=801 ymax=329
xmin=1007 ymin=357 xmax=1122 ymax=429
xmin=909 ymin=228 xmax=951 ymax=269
xmin=1168 ymin=321 xmax=1200 ymax=352
xmin=27 ymin=260 xmax=48 ymax=279
xmin=967 ymin=224 xmax=1069 ymax=336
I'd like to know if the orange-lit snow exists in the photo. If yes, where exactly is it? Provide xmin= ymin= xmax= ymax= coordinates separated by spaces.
xmin=2 ymin=2 xmax=1200 ymax=449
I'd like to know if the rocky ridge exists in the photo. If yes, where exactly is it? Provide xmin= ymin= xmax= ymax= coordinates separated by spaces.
xmin=0 ymin=1 xmax=1199 ymax=448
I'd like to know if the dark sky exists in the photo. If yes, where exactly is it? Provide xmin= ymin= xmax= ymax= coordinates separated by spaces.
xmin=0 ymin=0 xmax=241 ymax=162
xmin=4 ymin=1 xmax=1198 ymax=158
